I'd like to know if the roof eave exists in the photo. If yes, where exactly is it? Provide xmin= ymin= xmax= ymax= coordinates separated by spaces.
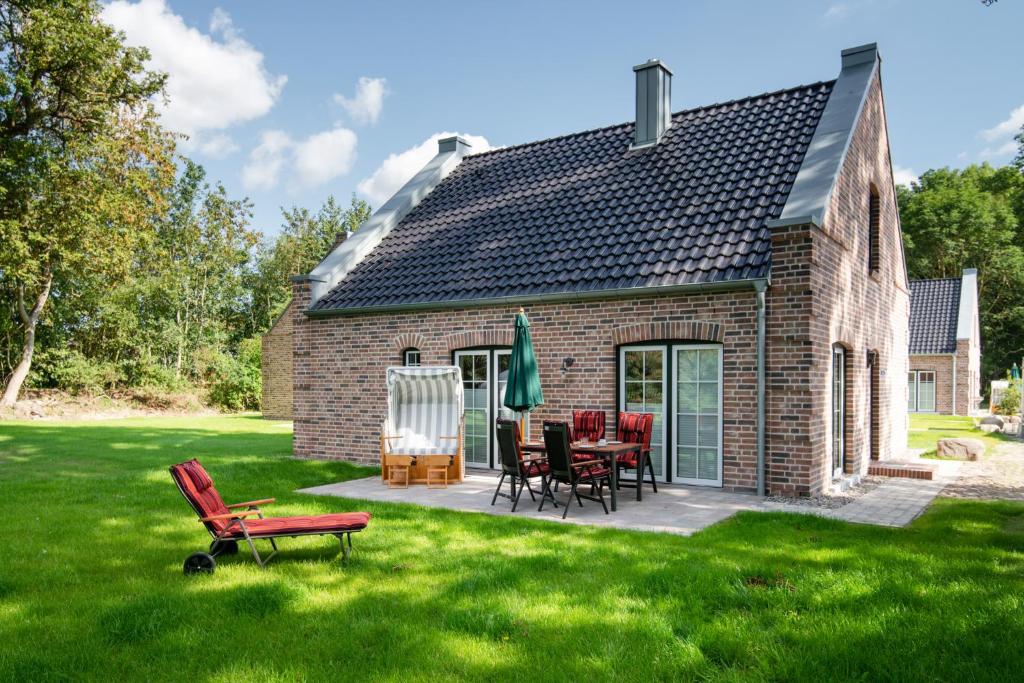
xmin=306 ymin=277 xmax=770 ymax=318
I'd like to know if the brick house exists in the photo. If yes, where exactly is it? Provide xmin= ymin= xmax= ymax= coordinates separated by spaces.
xmin=290 ymin=43 xmax=908 ymax=496
xmin=908 ymin=269 xmax=982 ymax=415
xmin=261 ymin=302 xmax=295 ymax=419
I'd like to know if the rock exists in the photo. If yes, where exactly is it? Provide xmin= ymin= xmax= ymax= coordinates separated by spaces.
xmin=936 ymin=437 xmax=985 ymax=461
xmin=979 ymin=424 xmax=1000 ymax=433
xmin=980 ymin=415 xmax=1004 ymax=428
xmin=1004 ymin=415 xmax=1021 ymax=426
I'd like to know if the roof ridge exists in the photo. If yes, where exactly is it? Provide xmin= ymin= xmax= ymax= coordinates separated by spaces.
xmin=464 ymin=79 xmax=837 ymax=160
xmin=910 ymin=276 xmax=962 ymax=284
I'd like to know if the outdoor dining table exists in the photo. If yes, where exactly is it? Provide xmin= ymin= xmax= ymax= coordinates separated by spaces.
xmin=520 ymin=440 xmax=641 ymax=512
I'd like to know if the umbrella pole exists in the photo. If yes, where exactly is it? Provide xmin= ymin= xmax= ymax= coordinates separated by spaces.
xmin=519 ymin=413 xmax=525 ymax=443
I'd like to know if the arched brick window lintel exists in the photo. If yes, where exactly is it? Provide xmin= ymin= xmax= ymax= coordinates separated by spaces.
xmin=611 ymin=321 xmax=725 ymax=346
xmin=392 ymin=333 xmax=428 ymax=353
xmin=444 ymin=330 xmax=514 ymax=352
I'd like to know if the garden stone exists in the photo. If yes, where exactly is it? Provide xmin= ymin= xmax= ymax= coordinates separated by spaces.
xmin=980 ymin=424 xmax=1000 ymax=433
xmin=936 ymin=438 xmax=985 ymax=461
xmin=980 ymin=415 xmax=1004 ymax=428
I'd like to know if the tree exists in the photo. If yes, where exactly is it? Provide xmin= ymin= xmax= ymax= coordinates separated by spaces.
xmin=1014 ymin=124 xmax=1024 ymax=172
xmin=899 ymin=164 xmax=1024 ymax=386
xmin=0 ymin=0 xmax=174 ymax=405
xmin=243 ymin=194 xmax=371 ymax=337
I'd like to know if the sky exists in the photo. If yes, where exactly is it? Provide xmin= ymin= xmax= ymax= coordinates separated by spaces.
xmin=100 ymin=0 xmax=1024 ymax=238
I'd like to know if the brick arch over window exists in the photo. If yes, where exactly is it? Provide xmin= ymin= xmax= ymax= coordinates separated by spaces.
xmin=444 ymin=330 xmax=514 ymax=351
xmin=393 ymin=333 xmax=428 ymax=354
xmin=611 ymin=321 xmax=724 ymax=346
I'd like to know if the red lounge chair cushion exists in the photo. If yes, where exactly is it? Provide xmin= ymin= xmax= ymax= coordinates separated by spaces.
xmin=171 ymin=460 xmax=231 ymax=532
xmin=224 ymin=512 xmax=371 ymax=538
xmin=183 ymin=460 xmax=214 ymax=490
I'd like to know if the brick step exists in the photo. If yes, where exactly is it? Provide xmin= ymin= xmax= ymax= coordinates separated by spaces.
xmin=868 ymin=463 xmax=935 ymax=480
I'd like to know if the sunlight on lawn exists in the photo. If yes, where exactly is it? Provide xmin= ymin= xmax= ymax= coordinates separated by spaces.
xmin=0 ymin=415 xmax=1021 ymax=681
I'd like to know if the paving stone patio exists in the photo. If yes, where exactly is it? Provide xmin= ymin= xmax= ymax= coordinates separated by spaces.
xmin=299 ymin=472 xmax=765 ymax=536
xmin=300 ymin=461 xmax=965 ymax=534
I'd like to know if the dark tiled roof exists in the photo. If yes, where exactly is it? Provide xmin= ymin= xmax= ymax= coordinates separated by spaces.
xmin=314 ymin=81 xmax=835 ymax=312
xmin=909 ymin=278 xmax=961 ymax=354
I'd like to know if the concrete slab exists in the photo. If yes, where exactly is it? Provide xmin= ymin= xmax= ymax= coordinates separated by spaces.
xmin=298 ymin=471 xmax=766 ymax=536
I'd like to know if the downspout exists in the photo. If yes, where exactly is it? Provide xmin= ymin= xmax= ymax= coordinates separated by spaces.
xmin=755 ymin=281 xmax=767 ymax=497
xmin=951 ymin=353 xmax=957 ymax=416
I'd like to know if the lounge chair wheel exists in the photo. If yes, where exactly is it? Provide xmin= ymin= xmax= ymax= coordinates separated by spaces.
xmin=183 ymin=551 xmax=216 ymax=575
xmin=209 ymin=539 xmax=238 ymax=556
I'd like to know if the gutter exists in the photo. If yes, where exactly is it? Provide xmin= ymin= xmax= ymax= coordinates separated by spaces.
xmin=952 ymin=353 xmax=957 ymax=417
xmin=755 ymin=281 xmax=767 ymax=496
xmin=305 ymin=277 xmax=768 ymax=318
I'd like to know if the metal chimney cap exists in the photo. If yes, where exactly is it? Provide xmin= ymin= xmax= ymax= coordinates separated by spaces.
xmin=633 ymin=58 xmax=673 ymax=75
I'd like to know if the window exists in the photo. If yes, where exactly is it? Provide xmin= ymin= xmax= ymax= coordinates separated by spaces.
xmin=868 ymin=185 xmax=881 ymax=274
xmin=908 ymin=370 xmax=936 ymax=412
xmin=403 ymin=348 xmax=421 ymax=367
xmin=832 ymin=346 xmax=846 ymax=476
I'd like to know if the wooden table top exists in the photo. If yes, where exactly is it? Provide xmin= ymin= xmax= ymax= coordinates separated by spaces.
xmin=521 ymin=440 xmax=640 ymax=455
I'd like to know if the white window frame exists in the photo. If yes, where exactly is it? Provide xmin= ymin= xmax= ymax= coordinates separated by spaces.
xmin=908 ymin=370 xmax=936 ymax=413
xmin=832 ymin=346 xmax=846 ymax=478
xmin=618 ymin=345 xmax=668 ymax=482
xmin=671 ymin=344 xmax=724 ymax=487
xmin=403 ymin=348 xmax=421 ymax=367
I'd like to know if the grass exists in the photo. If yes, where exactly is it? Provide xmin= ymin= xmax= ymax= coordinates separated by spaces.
xmin=908 ymin=413 xmax=1012 ymax=458
xmin=0 ymin=416 xmax=1022 ymax=681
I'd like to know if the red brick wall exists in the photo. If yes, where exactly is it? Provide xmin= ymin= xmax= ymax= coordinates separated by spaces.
xmin=261 ymin=300 xmax=294 ymax=419
xmin=764 ymin=72 xmax=909 ymax=493
xmin=908 ymin=354 xmax=954 ymax=414
xmin=292 ymin=282 xmax=763 ymax=491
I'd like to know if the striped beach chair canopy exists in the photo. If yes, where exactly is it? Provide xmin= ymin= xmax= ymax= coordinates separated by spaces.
xmin=384 ymin=366 xmax=464 ymax=456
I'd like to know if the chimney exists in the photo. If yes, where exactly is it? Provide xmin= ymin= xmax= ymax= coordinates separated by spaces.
xmin=632 ymin=59 xmax=673 ymax=148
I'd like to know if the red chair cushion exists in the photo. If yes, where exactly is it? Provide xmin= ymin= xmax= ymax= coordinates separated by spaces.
xmin=170 ymin=460 xmax=231 ymax=531
xmin=576 ymin=465 xmax=611 ymax=481
xmin=225 ymin=512 xmax=371 ymax=538
xmin=572 ymin=410 xmax=606 ymax=443
xmin=521 ymin=460 xmax=550 ymax=477
xmin=616 ymin=452 xmax=640 ymax=468
xmin=616 ymin=412 xmax=654 ymax=470
xmin=183 ymin=459 xmax=214 ymax=491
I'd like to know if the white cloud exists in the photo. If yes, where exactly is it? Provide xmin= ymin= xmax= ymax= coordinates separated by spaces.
xmin=824 ymin=3 xmax=849 ymax=20
xmin=334 ymin=77 xmax=389 ymax=125
xmin=242 ymin=130 xmax=292 ymax=191
xmin=242 ymin=127 xmax=359 ymax=191
xmin=892 ymin=165 xmax=917 ymax=187
xmin=293 ymin=128 xmax=358 ymax=186
xmin=197 ymin=133 xmax=239 ymax=159
xmin=980 ymin=104 xmax=1024 ymax=142
xmin=357 ymin=132 xmax=493 ymax=205
xmin=102 ymin=0 xmax=286 ymax=137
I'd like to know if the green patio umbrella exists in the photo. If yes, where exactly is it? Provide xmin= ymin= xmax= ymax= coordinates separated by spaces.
xmin=504 ymin=309 xmax=544 ymax=439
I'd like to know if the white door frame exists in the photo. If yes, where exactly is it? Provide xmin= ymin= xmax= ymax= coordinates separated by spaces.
xmin=455 ymin=349 xmax=492 ymax=469
xmin=832 ymin=346 xmax=846 ymax=478
xmin=618 ymin=345 xmax=669 ymax=483
xmin=671 ymin=344 xmax=724 ymax=487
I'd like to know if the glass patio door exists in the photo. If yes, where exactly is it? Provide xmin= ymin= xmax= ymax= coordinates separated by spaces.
xmin=673 ymin=346 xmax=722 ymax=486
xmin=619 ymin=346 xmax=667 ymax=481
xmin=907 ymin=370 xmax=935 ymax=413
xmin=455 ymin=348 xmax=515 ymax=469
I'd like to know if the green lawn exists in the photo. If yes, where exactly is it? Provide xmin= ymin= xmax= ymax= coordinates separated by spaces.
xmin=908 ymin=413 xmax=1011 ymax=456
xmin=1 ymin=416 xmax=1022 ymax=681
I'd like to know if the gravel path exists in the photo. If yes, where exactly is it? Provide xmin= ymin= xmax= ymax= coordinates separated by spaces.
xmin=766 ymin=476 xmax=886 ymax=509
xmin=940 ymin=439 xmax=1024 ymax=501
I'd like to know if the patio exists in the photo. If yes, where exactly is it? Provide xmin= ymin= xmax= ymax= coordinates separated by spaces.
xmin=299 ymin=471 xmax=765 ymax=536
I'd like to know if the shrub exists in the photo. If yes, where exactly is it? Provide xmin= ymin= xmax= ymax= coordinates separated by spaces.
xmin=33 ymin=349 xmax=121 ymax=395
xmin=207 ymin=338 xmax=262 ymax=411
xmin=998 ymin=374 xmax=1021 ymax=415
xmin=119 ymin=353 xmax=187 ymax=392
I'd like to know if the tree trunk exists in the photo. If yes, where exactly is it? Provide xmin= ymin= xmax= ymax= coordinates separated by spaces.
xmin=1 ymin=273 xmax=53 ymax=407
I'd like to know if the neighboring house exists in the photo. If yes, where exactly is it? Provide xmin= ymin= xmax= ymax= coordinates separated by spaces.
xmin=261 ymin=300 xmax=295 ymax=419
xmin=290 ymin=43 xmax=909 ymax=496
xmin=908 ymin=269 xmax=982 ymax=415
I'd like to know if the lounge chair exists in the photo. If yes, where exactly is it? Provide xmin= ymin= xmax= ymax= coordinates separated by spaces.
xmin=381 ymin=366 xmax=464 ymax=486
xmin=615 ymin=412 xmax=657 ymax=499
xmin=169 ymin=459 xmax=370 ymax=574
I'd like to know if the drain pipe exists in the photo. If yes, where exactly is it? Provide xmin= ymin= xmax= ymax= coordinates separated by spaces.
xmin=755 ymin=280 xmax=767 ymax=497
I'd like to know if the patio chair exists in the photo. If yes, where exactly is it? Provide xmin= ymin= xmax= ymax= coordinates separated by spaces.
xmin=492 ymin=418 xmax=552 ymax=512
xmin=381 ymin=366 xmax=464 ymax=486
xmin=538 ymin=420 xmax=611 ymax=519
xmin=169 ymin=459 xmax=370 ymax=574
xmin=615 ymin=412 xmax=657 ymax=499
xmin=571 ymin=409 xmax=606 ymax=463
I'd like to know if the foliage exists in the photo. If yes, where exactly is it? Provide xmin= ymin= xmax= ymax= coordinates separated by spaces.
xmin=30 ymin=348 xmax=120 ymax=396
xmin=243 ymin=193 xmax=370 ymax=339
xmin=207 ymin=337 xmax=262 ymax=411
xmin=0 ymin=0 xmax=175 ymax=404
xmin=997 ymin=373 xmax=1021 ymax=415
xmin=1 ymin=417 xmax=1023 ymax=680
xmin=898 ymin=160 xmax=1024 ymax=388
